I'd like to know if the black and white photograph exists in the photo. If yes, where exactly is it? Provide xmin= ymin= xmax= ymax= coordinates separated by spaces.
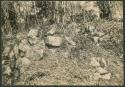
xmin=1 ymin=1 xmax=124 ymax=86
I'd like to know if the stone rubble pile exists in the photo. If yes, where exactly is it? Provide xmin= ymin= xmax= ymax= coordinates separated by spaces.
xmin=90 ymin=57 xmax=111 ymax=80
xmin=2 ymin=22 xmax=117 ymax=83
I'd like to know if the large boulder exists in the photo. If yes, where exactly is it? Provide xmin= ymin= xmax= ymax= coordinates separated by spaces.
xmin=45 ymin=36 xmax=63 ymax=47
xmin=18 ymin=38 xmax=45 ymax=61
xmin=26 ymin=48 xmax=44 ymax=61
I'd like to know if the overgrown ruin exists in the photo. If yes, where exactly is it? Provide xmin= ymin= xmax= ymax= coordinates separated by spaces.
xmin=1 ymin=1 xmax=123 ymax=86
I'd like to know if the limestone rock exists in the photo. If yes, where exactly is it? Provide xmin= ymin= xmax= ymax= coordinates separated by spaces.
xmin=97 ymin=67 xmax=108 ymax=74
xmin=25 ymin=40 xmax=45 ymax=61
xmin=13 ymin=44 xmax=19 ymax=55
xmin=47 ymin=25 xmax=57 ymax=35
xmin=19 ymin=39 xmax=30 ymax=52
xmin=26 ymin=48 xmax=44 ymax=61
xmin=100 ymin=73 xmax=111 ymax=80
xmin=99 ymin=58 xmax=107 ymax=68
xmin=90 ymin=57 xmax=100 ymax=67
xmin=97 ymin=32 xmax=104 ymax=37
xmin=19 ymin=42 xmax=30 ymax=52
xmin=28 ymin=37 xmax=40 ymax=45
xmin=32 ymin=40 xmax=45 ymax=50
xmin=2 ymin=60 xmax=5 ymax=65
xmin=28 ymin=29 xmax=39 ymax=38
xmin=3 ymin=66 xmax=12 ymax=76
xmin=9 ymin=50 xmax=14 ymax=58
xmin=88 ymin=25 xmax=95 ymax=32
xmin=3 ymin=46 xmax=11 ymax=57
xmin=21 ymin=39 xmax=29 ymax=45
xmin=93 ymin=72 xmax=111 ymax=80
xmin=45 ymin=36 xmax=63 ymax=47
xmin=93 ymin=36 xmax=99 ymax=43
xmin=34 ymin=49 xmax=44 ymax=58
xmin=93 ymin=72 xmax=101 ymax=80
xmin=120 ymin=54 xmax=123 ymax=59
xmin=18 ymin=57 xmax=31 ymax=73
xmin=21 ymin=57 xmax=31 ymax=66
xmin=16 ymin=32 xmax=27 ymax=41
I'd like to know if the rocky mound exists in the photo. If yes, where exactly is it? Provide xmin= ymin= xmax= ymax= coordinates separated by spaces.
xmin=2 ymin=20 xmax=123 ymax=85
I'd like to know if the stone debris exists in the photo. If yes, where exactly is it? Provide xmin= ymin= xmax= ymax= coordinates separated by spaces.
xmin=35 ymin=40 xmax=45 ymax=49
xmin=26 ymin=48 xmax=44 ymax=61
xmin=100 ymin=73 xmax=111 ymax=80
xmin=90 ymin=57 xmax=100 ymax=67
xmin=18 ymin=39 xmax=30 ymax=52
xmin=19 ymin=57 xmax=32 ymax=73
xmin=2 ymin=60 xmax=5 ymax=65
xmin=28 ymin=37 xmax=40 ymax=45
xmin=99 ymin=58 xmax=107 ymax=68
xmin=45 ymin=36 xmax=63 ymax=47
xmin=1 ymin=2 xmax=123 ymax=85
xmin=21 ymin=39 xmax=29 ymax=45
xmin=3 ymin=66 xmax=12 ymax=76
xmin=19 ymin=43 xmax=30 ymax=52
xmin=32 ymin=41 xmax=45 ymax=50
xmin=97 ymin=32 xmax=104 ymax=37
xmin=47 ymin=26 xmax=57 ymax=35
xmin=93 ymin=72 xmax=111 ymax=80
xmin=93 ymin=72 xmax=101 ymax=80
xmin=16 ymin=32 xmax=27 ymax=41
xmin=21 ymin=57 xmax=31 ymax=66
xmin=3 ymin=46 xmax=11 ymax=57
xmin=120 ymin=54 xmax=123 ymax=59
xmin=13 ymin=44 xmax=19 ymax=55
xmin=93 ymin=36 xmax=99 ymax=43
xmin=65 ymin=36 xmax=76 ymax=46
xmin=17 ymin=35 xmax=45 ymax=61
xmin=34 ymin=49 xmax=44 ymax=58
xmin=28 ymin=29 xmax=39 ymax=38
xmin=9 ymin=50 xmax=14 ymax=58
xmin=96 ymin=67 xmax=108 ymax=74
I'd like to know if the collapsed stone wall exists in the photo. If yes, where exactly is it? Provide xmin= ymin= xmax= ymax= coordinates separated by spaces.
xmin=2 ymin=20 xmax=123 ymax=85
xmin=1 ymin=1 xmax=123 ymax=85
